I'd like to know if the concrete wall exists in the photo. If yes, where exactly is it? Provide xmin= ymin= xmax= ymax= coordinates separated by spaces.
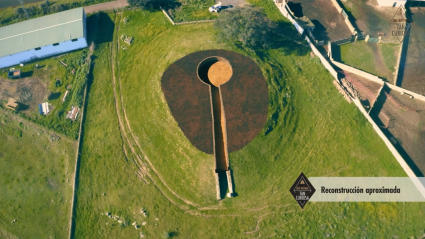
xmin=344 ymin=17 xmax=356 ymax=34
xmin=331 ymin=60 xmax=384 ymax=84
xmin=0 ymin=37 xmax=88 ymax=68
xmin=161 ymin=7 xmax=215 ymax=26
xmin=329 ymin=0 xmax=356 ymax=34
xmin=306 ymin=35 xmax=339 ymax=79
xmin=276 ymin=2 xmax=305 ymax=34
xmin=330 ymin=0 xmax=343 ymax=13
xmin=385 ymin=83 xmax=425 ymax=102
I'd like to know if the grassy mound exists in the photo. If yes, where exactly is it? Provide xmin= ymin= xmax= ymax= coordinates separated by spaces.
xmin=73 ymin=7 xmax=425 ymax=238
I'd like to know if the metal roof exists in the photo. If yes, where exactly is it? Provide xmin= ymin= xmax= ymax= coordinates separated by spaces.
xmin=0 ymin=8 xmax=85 ymax=58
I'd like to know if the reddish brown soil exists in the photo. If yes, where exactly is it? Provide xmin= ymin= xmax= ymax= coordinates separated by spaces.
xmin=161 ymin=50 xmax=268 ymax=154
xmin=344 ymin=72 xmax=382 ymax=110
xmin=371 ymin=87 xmax=425 ymax=175
xmin=288 ymin=0 xmax=352 ymax=42
xmin=0 ymin=76 xmax=47 ymax=112
xmin=208 ymin=62 xmax=232 ymax=87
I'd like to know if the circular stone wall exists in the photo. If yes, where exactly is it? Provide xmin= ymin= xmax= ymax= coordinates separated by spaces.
xmin=197 ymin=56 xmax=233 ymax=87
xmin=161 ymin=49 xmax=268 ymax=154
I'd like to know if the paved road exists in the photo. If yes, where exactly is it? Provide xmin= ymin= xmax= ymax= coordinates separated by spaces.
xmin=84 ymin=0 xmax=129 ymax=14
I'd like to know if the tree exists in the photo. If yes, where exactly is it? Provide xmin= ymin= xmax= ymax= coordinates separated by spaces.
xmin=214 ymin=6 xmax=276 ymax=49
xmin=40 ymin=0 xmax=50 ymax=14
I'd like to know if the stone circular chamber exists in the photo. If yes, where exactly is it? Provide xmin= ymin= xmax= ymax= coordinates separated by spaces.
xmin=197 ymin=56 xmax=233 ymax=87
xmin=161 ymin=50 xmax=269 ymax=155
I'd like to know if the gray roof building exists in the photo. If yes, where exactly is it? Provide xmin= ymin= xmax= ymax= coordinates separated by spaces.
xmin=0 ymin=7 xmax=86 ymax=58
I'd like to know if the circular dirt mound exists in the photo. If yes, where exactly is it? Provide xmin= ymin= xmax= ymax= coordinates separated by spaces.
xmin=208 ymin=62 xmax=232 ymax=87
xmin=197 ymin=56 xmax=233 ymax=86
xmin=161 ymin=50 xmax=269 ymax=154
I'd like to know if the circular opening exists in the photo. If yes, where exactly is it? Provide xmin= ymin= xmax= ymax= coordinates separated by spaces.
xmin=197 ymin=56 xmax=233 ymax=87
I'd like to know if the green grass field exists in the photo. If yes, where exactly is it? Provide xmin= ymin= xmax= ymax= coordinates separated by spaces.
xmin=168 ymin=0 xmax=218 ymax=23
xmin=381 ymin=43 xmax=399 ymax=74
xmin=0 ymin=107 xmax=76 ymax=238
xmin=339 ymin=41 xmax=399 ymax=81
xmin=72 ymin=3 xmax=425 ymax=238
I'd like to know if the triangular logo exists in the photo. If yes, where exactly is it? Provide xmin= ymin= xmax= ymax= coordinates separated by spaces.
xmin=289 ymin=172 xmax=316 ymax=209
xmin=389 ymin=5 xmax=413 ymax=42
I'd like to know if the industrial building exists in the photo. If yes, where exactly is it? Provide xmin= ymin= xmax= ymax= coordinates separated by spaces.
xmin=0 ymin=8 xmax=87 ymax=68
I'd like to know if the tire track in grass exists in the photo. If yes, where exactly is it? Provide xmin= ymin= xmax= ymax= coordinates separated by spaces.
xmin=110 ymin=13 xmax=149 ymax=184
xmin=109 ymin=14 xmax=298 ymax=234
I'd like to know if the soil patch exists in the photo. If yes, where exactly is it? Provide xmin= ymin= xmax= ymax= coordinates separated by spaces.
xmin=161 ymin=50 xmax=268 ymax=154
xmin=370 ymin=87 xmax=425 ymax=175
xmin=369 ymin=43 xmax=393 ymax=81
xmin=0 ymin=76 xmax=47 ymax=112
xmin=288 ymin=0 xmax=352 ymax=42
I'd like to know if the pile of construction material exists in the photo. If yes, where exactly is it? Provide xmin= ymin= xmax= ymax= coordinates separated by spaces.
xmin=50 ymin=134 xmax=60 ymax=142
xmin=122 ymin=17 xmax=129 ymax=26
xmin=340 ymin=78 xmax=358 ymax=98
xmin=121 ymin=34 xmax=133 ymax=45
xmin=140 ymin=208 xmax=148 ymax=217
xmin=66 ymin=106 xmax=79 ymax=120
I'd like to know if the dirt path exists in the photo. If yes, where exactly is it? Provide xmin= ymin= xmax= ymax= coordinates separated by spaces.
xmin=84 ymin=0 xmax=128 ymax=14
xmin=368 ymin=43 xmax=392 ymax=81
xmin=111 ymin=13 xmax=207 ymax=208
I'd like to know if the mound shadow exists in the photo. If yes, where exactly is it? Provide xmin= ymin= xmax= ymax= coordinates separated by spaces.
xmin=161 ymin=50 xmax=268 ymax=155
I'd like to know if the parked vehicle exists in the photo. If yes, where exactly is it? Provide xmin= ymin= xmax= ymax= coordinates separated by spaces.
xmin=7 ymin=69 xmax=21 ymax=79
xmin=209 ymin=2 xmax=222 ymax=13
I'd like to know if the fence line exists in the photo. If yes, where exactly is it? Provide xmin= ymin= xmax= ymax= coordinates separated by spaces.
xmin=68 ymin=59 xmax=91 ymax=239
xmin=332 ymin=36 xmax=352 ymax=45
xmin=175 ymin=19 xmax=215 ymax=25
xmin=160 ymin=7 xmax=215 ymax=26
xmin=160 ymin=7 xmax=175 ymax=25
xmin=380 ymin=38 xmax=402 ymax=44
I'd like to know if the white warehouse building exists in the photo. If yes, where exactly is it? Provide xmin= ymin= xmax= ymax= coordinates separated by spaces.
xmin=0 ymin=8 xmax=87 ymax=68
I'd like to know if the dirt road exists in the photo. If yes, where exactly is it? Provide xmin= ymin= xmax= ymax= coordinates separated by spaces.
xmin=84 ymin=0 xmax=128 ymax=14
